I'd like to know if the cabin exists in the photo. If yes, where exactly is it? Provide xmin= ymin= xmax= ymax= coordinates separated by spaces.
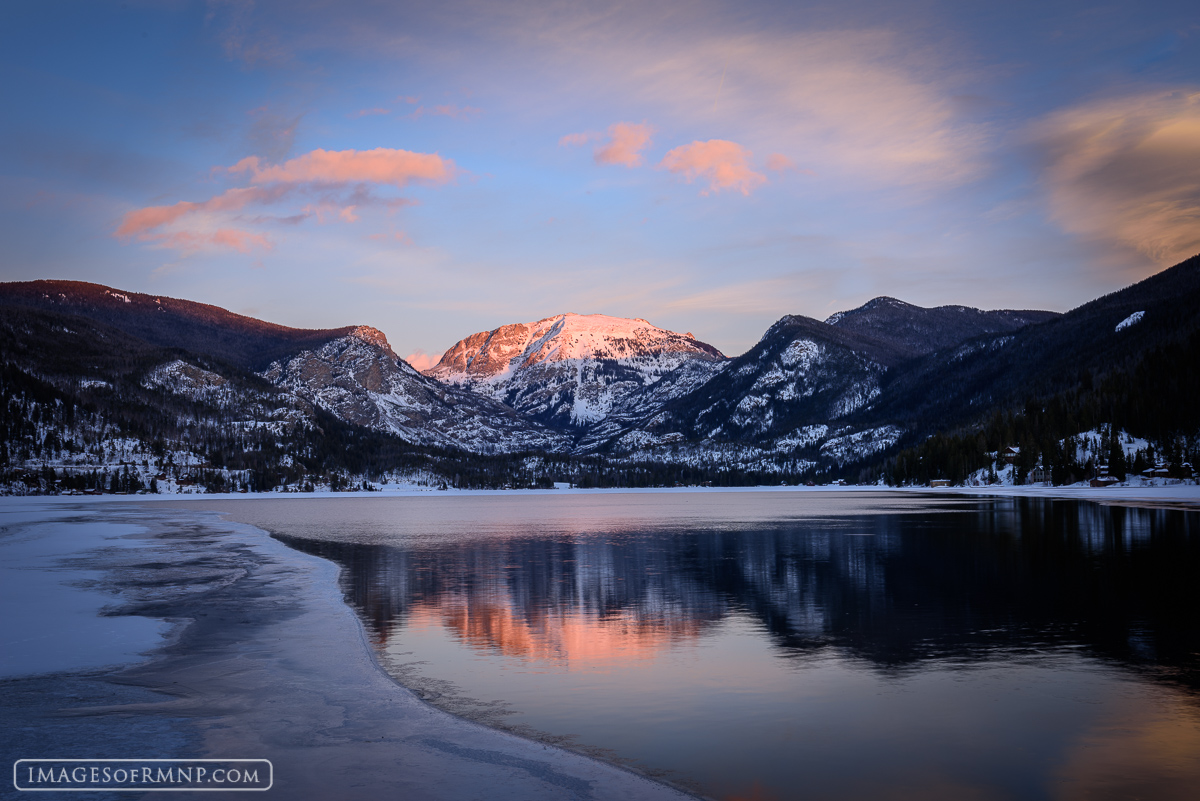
xmin=1029 ymin=465 xmax=1049 ymax=484
xmin=1001 ymin=446 xmax=1020 ymax=465
xmin=929 ymin=479 xmax=951 ymax=488
xmin=1090 ymin=476 xmax=1119 ymax=488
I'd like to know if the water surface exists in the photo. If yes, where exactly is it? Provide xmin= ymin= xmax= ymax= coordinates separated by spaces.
xmin=212 ymin=491 xmax=1200 ymax=800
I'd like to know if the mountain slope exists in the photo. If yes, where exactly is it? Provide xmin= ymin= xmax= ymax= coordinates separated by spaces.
xmin=0 ymin=281 xmax=565 ymax=455
xmin=594 ymin=314 xmax=912 ymax=467
xmin=864 ymin=253 xmax=1200 ymax=436
xmin=426 ymin=313 xmax=726 ymax=429
xmin=263 ymin=326 xmax=567 ymax=452
xmin=0 ymin=280 xmax=354 ymax=371
xmin=826 ymin=297 xmax=1059 ymax=358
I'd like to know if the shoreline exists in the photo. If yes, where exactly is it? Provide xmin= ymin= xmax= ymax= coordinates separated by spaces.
xmin=7 ymin=480 xmax=1200 ymax=506
xmin=0 ymin=500 xmax=698 ymax=800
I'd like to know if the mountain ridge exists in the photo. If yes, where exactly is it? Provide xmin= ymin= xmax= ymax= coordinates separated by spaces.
xmin=3 ymin=256 xmax=1196 ymax=493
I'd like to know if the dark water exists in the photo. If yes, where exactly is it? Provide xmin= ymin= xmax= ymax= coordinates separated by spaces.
xmin=213 ymin=491 xmax=1200 ymax=800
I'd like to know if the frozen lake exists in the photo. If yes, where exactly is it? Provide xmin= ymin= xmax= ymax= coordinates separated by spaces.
xmin=203 ymin=491 xmax=1200 ymax=801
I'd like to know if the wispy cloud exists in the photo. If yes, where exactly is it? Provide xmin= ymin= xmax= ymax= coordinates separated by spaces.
xmin=157 ymin=228 xmax=274 ymax=254
xmin=1035 ymin=89 xmax=1200 ymax=266
xmin=660 ymin=139 xmax=765 ymax=195
xmin=638 ymin=30 xmax=983 ymax=187
xmin=115 ymin=186 xmax=287 ymax=237
xmin=116 ymin=148 xmax=455 ymax=253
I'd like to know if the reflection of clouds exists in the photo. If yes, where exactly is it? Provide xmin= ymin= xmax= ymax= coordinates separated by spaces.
xmin=1054 ymin=694 xmax=1200 ymax=800
xmin=1035 ymin=90 xmax=1200 ymax=266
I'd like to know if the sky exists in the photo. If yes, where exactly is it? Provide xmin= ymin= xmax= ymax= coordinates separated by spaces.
xmin=2 ymin=1 xmax=1198 ymax=364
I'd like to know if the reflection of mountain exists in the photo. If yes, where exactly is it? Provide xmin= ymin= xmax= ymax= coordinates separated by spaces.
xmin=278 ymin=499 xmax=1200 ymax=685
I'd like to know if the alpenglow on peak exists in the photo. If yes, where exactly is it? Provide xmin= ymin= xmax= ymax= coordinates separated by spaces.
xmin=425 ymin=313 xmax=724 ymax=384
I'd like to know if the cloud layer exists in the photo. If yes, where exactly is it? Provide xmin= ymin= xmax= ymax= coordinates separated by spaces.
xmin=1036 ymin=90 xmax=1200 ymax=265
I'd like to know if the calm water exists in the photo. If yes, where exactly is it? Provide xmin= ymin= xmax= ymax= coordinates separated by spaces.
xmin=214 ymin=491 xmax=1200 ymax=800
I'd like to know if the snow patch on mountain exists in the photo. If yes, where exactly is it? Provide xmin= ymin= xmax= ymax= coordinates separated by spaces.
xmin=1115 ymin=311 xmax=1144 ymax=332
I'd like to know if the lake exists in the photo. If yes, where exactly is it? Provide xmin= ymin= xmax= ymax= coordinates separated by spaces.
xmin=217 ymin=490 xmax=1200 ymax=800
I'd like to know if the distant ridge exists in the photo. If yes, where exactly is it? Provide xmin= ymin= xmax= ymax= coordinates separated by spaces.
xmin=825 ymin=296 xmax=1059 ymax=358
xmin=0 ymin=280 xmax=355 ymax=370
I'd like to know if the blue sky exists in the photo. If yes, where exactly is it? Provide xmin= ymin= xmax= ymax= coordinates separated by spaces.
xmin=2 ymin=1 xmax=1197 ymax=364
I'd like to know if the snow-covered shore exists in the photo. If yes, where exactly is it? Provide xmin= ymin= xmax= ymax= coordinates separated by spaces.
xmin=0 ymin=498 xmax=696 ymax=800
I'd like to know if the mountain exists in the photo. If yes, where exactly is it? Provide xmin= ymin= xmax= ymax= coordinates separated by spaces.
xmin=263 ymin=326 xmax=566 ymax=452
xmin=825 ymin=297 xmax=1059 ymax=358
xmin=425 ymin=313 xmax=726 ymax=430
xmin=597 ymin=314 xmax=910 ymax=470
xmin=586 ymin=298 xmax=1065 ymax=469
xmin=0 ymin=280 xmax=565 ymax=454
xmin=865 ymin=253 xmax=1200 ymax=439
xmin=3 ymin=256 xmax=1196 ymax=494
xmin=0 ymin=280 xmax=352 ymax=371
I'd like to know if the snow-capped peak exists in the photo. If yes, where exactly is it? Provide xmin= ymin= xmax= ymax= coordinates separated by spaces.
xmin=424 ymin=313 xmax=727 ymax=429
xmin=427 ymin=313 xmax=723 ymax=383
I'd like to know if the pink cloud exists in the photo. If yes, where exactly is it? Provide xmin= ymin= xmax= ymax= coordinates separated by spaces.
xmin=150 ymin=228 xmax=273 ymax=254
xmin=229 ymin=148 xmax=455 ymax=188
xmin=118 ymin=147 xmax=454 ymax=255
xmin=595 ymin=122 xmax=654 ymax=167
xmin=659 ymin=140 xmax=767 ymax=195
xmin=559 ymin=132 xmax=592 ymax=147
xmin=116 ymin=201 xmax=199 ymax=237
xmin=115 ymin=186 xmax=285 ymax=237
xmin=403 ymin=350 xmax=442 ymax=371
